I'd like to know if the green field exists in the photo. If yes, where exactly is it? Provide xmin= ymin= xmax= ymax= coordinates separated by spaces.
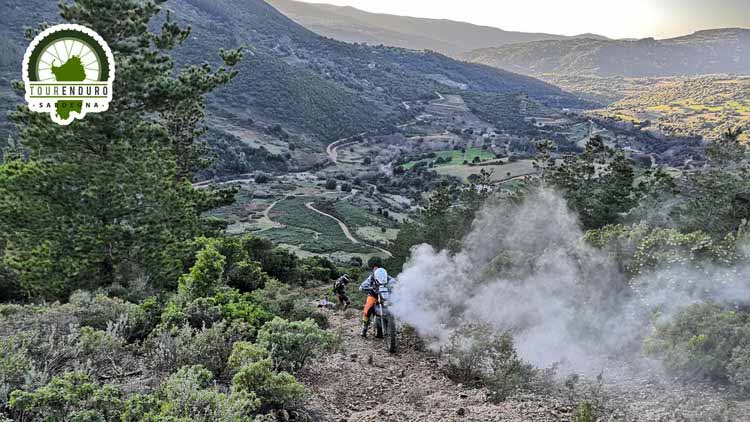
xmin=320 ymin=200 xmax=393 ymax=229
xmin=402 ymin=148 xmax=496 ymax=169
xmin=258 ymin=196 xmax=372 ymax=254
xmin=435 ymin=159 xmax=536 ymax=183
xmin=356 ymin=226 xmax=399 ymax=243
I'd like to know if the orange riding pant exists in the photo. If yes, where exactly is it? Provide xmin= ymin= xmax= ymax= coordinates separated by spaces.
xmin=362 ymin=295 xmax=377 ymax=322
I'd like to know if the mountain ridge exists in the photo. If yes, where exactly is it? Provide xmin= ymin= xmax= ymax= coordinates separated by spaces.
xmin=267 ymin=0 xmax=608 ymax=56
xmin=462 ymin=28 xmax=750 ymax=78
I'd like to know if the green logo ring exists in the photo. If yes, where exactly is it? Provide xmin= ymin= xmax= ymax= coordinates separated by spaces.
xmin=26 ymin=29 xmax=111 ymax=82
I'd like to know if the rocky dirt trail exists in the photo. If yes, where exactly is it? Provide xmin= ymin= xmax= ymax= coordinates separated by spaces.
xmin=299 ymin=306 xmax=750 ymax=422
xmin=298 ymin=308 xmax=574 ymax=422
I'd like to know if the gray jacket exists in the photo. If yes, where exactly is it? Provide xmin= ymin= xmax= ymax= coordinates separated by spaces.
xmin=359 ymin=273 xmax=396 ymax=296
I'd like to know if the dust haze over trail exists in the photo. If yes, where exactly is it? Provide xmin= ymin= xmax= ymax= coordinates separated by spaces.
xmin=391 ymin=189 xmax=750 ymax=375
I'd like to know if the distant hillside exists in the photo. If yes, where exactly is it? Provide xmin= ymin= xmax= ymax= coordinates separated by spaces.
xmin=1 ymin=0 xmax=586 ymax=143
xmin=267 ymin=0 xmax=607 ymax=56
xmin=463 ymin=28 xmax=750 ymax=77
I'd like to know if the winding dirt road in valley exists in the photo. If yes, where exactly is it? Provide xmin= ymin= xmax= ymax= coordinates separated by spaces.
xmin=262 ymin=196 xmax=287 ymax=228
xmin=327 ymin=132 xmax=367 ymax=164
xmin=305 ymin=201 xmax=393 ymax=257
xmin=305 ymin=202 xmax=359 ymax=244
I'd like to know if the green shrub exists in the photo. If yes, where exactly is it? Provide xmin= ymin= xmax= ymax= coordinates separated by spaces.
xmin=193 ymin=236 xmax=274 ymax=294
xmin=305 ymin=266 xmax=334 ymax=284
xmin=645 ymin=302 xmax=750 ymax=386
xmin=728 ymin=342 xmax=750 ymax=391
xmin=135 ymin=297 xmax=162 ymax=340
xmin=68 ymin=291 xmax=158 ymax=342
xmin=257 ymin=317 xmax=332 ymax=373
xmin=178 ymin=244 xmax=226 ymax=301
xmin=122 ymin=365 xmax=258 ymax=422
xmin=584 ymin=224 xmax=740 ymax=276
xmin=261 ymin=248 xmax=302 ymax=285
xmin=241 ymin=237 xmax=275 ymax=268
xmin=302 ymin=256 xmax=339 ymax=281
xmin=0 ymin=336 xmax=35 ymax=406
xmin=484 ymin=335 xmax=539 ymax=403
xmin=161 ymin=288 xmax=273 ymax=335
xmin=0 ymin=265 xmax=23 ymax=302
xmin=160 ymin=300 xmax=189 ymax=328
xmin=9 ymin=372 xmax=124 ymax=421
xmin=227 ymin=342 xmax=268 ymax=370
xmin=183 ymin=296 xmax=224 ymax=328
xmin=573 ymin=401 xmax=596 ymax=422
xmin=231 ymin=358 xmax=306 ymax=412
xmin=250 ymin=280 xmax=328 ymax=329
xmin=214 ymin=288 xmax=274 ymax=330
xmin=444 ymin=326 xmax=538 ymax=403
xmin=148 ymin=320 xmax=252 ymax=376
xmin=226 ymin=260 xmax=270 ymax=293
xmin=75 ymin=326 xmax=130 ymax=380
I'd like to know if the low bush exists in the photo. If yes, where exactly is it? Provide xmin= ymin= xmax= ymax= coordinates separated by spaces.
xmin=573 ymin=401 xmax=596 ymax=422
xmin=148 ymin=320 xmax=252 ymax=376
xmin=75 ymin=326 xmax=131 ymax=380
xmin=215 ymin=289 xmax=274 ymax=330
xmin=69 ymin=291 xmax=159 ymax=342
xmin=231 ymin=358 xmax=306 ymax=412
xmin=0 ymin=336 xmax=35 ymax=407
xmin=645 ymin=302 xmax=750 ymax=388
xmin=226 ymin=341 xmax=307 ymax=412
xmin=183 ymin=296 xmax=224 ymax=328
xmin=483 ymin=335 xmax=539 ymax=403
xmin=9 ymin=372 xmax=124 ymax=421
xmin=257 ymin=317 xmax=333 ymax=372
xmin=251 ymin=280 xmax=328 ymax=329
xmin=122 ymin=365 xmax=258 ymax=422
xmin=226 ymin=260 xmax=270 ymax=293
xmin=178 ymin=244 xmax=226 ymax=301
xmin=728 ymin=346 xmax=750 ymax=391
xmin=161 ymin=288 xmax=273 ymax=335
xmin=227 ymin=342 xmax=268 ymax=370
xmin=444 ymin=326 xmax=539 ymax=402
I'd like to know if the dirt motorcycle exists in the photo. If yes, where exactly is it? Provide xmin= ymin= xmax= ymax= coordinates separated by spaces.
xmin=372 ymin=284 xmax=397 ymax=353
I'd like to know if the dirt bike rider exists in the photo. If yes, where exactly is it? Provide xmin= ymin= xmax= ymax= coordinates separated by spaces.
xmin=359 ymin=264 xmax=395 ymax=338
xmin=332 ymin=273 xmax=351 ymax=310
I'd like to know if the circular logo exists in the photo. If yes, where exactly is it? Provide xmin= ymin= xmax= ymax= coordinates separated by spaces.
xmin=22 ymin=24 xmax=115 ymax=125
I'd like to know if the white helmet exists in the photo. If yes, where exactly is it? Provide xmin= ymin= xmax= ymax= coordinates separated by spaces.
xmin=374 ymin=268 xmax=388 ymax=285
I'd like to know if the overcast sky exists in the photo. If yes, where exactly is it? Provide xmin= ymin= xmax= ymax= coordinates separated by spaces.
xmin=298 ymin=0 xmax=750 ymax=39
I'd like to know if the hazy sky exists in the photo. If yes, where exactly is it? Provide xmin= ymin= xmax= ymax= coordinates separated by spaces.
xmin=298 ymin=0 xmax=750 ymax=39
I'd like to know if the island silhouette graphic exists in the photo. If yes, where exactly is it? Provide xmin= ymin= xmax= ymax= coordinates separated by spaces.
xmin=50 ymin=56 xmax=86 ymax=119
xmin=51 ymin=56 xmax=86 ymax=81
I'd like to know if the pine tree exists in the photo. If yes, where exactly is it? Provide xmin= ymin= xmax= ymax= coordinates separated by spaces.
xmin=546 ymin=135 xmax=642 ymax=229
xmin=0 ymin=0 xmax=242 ymax=300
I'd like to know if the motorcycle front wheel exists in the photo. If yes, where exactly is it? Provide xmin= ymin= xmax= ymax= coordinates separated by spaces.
xmin=375 ymin=317 xmax=384 ymax=338
xmin=384 ymin=314 xmax=397 ymax=354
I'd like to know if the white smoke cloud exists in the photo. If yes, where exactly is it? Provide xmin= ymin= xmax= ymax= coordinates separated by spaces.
xmin=391 ymin=188 xmax=750 ymax=375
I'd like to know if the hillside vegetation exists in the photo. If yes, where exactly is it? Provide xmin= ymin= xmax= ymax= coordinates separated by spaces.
xmin=0 ymin=0 xmax=583 ymax=144
xmin=595 ymin=76 xmax=750 ymax=141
